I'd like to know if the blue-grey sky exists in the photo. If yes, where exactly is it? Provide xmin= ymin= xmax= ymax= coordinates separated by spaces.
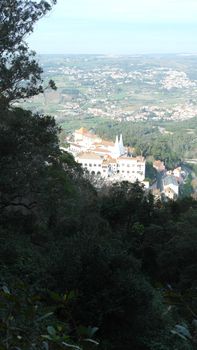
xmin=28 ymin=0 xmax=197 ymax=54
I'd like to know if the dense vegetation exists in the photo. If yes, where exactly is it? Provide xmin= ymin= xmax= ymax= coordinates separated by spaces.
xmin=59 ymin=115 xmax=197 ymax=171
xmin=0 ymin=2 xmax=197 ymax=349
xmin=92 ymin=119 xmax=197 ymax=169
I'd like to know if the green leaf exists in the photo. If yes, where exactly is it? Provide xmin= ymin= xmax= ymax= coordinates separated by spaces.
xmin=62 ymin=342 xmax=81 ymax=350
xmin=83 ymin=338 xmax=99 ymax=346
xmin=2 ymin=286 xmax=10 ymax=294
xmin=171 ymin=330 xmax=187 ymax=341
xmin=86 ymin=326 xmax=99 ymax=338
xmin=64 ymin=290 xmax=76 ymax=302
xmin=47 ymin=326 xmax=56 ymax=337
xmin=36 ymin=312 xmax=54 ymax=322
xmin=42 ymin=335 xmax=52 ymax=341
xmin=78 ymin=325 xmax=99 ymax=338
xmin=175 ymin=325 xmax=192 ymax=339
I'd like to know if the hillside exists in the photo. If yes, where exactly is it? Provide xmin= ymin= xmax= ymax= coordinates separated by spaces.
xmin=1 ymin=2 xmax=197 ymax=349
xmin=20 ymin=54 xmax=197 ymax=125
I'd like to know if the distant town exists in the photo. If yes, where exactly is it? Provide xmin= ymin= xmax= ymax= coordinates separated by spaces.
xmin=21 ymin=55 xmax=197 ymax=124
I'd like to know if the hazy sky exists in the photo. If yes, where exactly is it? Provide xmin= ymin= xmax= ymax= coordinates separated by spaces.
xmin=28 ymin=0 xmax=197 ymax=54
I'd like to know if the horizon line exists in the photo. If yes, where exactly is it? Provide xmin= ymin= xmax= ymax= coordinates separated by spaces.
xmin=36 ymin=52 xmax=197 ymax=56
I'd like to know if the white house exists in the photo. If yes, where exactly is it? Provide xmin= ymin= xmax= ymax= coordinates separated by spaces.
xmin=76 ymin=152 xmax=103 ymax=176
xmin=117 ymin=156 xmax=145 ymax=182
xmin=69 ymin=128 xmax=146 ymax=183
xmin=163 ymin=175 xmax=179 ymax=199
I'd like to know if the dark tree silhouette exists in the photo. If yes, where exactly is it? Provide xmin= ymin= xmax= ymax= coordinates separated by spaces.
xmin=0 ymin=0 xmax=56 ymax=106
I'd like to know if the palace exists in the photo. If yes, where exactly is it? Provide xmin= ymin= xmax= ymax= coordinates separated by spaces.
xmin=67 ymin=127 xmax=146 ymax=183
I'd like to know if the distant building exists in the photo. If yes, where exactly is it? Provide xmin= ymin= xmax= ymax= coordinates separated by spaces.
xmin=68 ymin=127 xmax=146 ymax=183
xmin=163 ymin=175 xmax=179 ymax=200
xmin=173 ymin=167 xmax=184 ymax=184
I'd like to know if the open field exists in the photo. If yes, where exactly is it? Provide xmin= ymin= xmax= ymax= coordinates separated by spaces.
xmin=19 ymin=54 xmax=197 ymax=126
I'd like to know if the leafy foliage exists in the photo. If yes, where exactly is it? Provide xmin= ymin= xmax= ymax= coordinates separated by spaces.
xmin=0 ymin=0 xmax=56 ymax=106
xmin=0 ymin=284 xmax=99 ymax=350
xmin=0 ymin=1 xmax=197 ymax=350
